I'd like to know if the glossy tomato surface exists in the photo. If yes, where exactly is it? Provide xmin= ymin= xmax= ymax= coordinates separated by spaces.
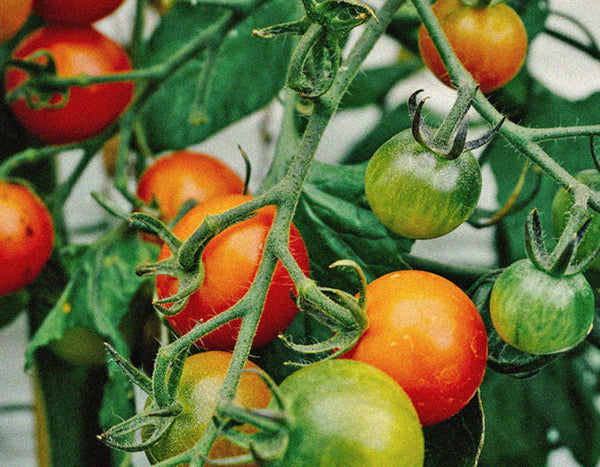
xmin=0 ymin=0 xmax=32 ymax=44
xmin=344 ymin=270 xmax=488 ymax=426
xmin=137 ymin=150 xmax=245 ymax=224
xmin=365 ymin=129 xmax=481 ymax=239
xmin=156 ymin=194 xmax=310 ymax=350
xmin=144 ymin=351 xmax=271 ymax=466
xmin=33 ymin=0 xmax=126 ymax=26
xmin=273 ymin=359 xmax=424 ymax=466
xmin=418 ymin=0 xmax=527 ymax=93
xmin=5 ymin=25 xmax=134 ymax=144
xmin=490 ymin=259 xmax=594 ymax=355
xmin=0 ymin=181 xmax=53 ymax=296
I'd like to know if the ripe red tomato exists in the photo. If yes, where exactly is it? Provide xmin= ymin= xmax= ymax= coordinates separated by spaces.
xmin=33 ymin=0 xmax=126 ymax=26
xmin=418 ymin=0 xmax=528 ymax=93
xmin=0 ymin=181 xmax=53 ymax=296
xmin=156 ymin=194 xmax=310 ymax=350
xmin=4 ymin=25 xmax=134 ymax=145
xmin=136 ymin=150 xmax=245 ymax=225
xmin=144 ymin=351 xmax=271 ymax=466
xmin=0 ymin=0 xmax=32 ymax=44
xmin=343 ymin=270 xmax=488 ymax=426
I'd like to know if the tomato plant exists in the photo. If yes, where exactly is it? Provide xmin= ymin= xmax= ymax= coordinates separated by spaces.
xmin=343 ymin=270 xmax=488 ymax=426
xmin=265 ymin=359 xmax=424 ymax=466
xmin=136 ymin=150 xmax=245 ymax=225
xmin=489 ymin=259 xmax=594 ymax=355
xmin=418 ymin=0 xmax=528 ymax=93
xmin=552 ymin=169 xmax=600 ymax=282
xmin=0 ymin=181 xmax=53 ymax=297
xmin=143 ymin=351 xmax=271 ymax=465
xmin=4 ymin=25 xmax=134 ymax=144
xmin=33 ymin=0 xmax=126 ymax=26
xmin=0 ymin=0 xmax=32 ymax=44
xmin=156 ymin=194 xmax=310 ymax=350
xmin=365 ymin=128 xmax=481 ymax=239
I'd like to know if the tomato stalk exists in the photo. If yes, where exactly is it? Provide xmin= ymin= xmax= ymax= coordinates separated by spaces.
xmin=411 ymin=0 xmax=600 ymax=214
xmin=110 ymin=1 xmax=409 ymax=465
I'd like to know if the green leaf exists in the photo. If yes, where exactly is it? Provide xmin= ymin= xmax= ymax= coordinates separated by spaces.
xmin=424 ymin=392 xmax=484 ymax=466
xmin=479 ymin=351 xmax=600 ymax=466
xmin=339 ymin=59 xmax=422 ymax=109
xmin=294 ymin=160 xmax=413 ymax=289
xmin=25 ymin=224 xmax=158 ymax=434
xmin=140 ymin=0 xmax=302 ymax=151
xmin=0 ymin=290 xmax=28 ymax=329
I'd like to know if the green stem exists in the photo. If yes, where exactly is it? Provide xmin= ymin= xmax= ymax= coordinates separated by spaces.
xmin=130 ymin=0 xmax=147 ymax=67
xmin=149 ymin=1 xmax=408 ymax=464
xmin=432 ymin=83 xmax=476 ymax=148
xmin=411 ymin=0 xmax=600 ymax=213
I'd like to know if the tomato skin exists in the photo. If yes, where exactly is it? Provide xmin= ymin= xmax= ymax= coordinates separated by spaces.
xmin=490 ymin=259 xmax=594 ymax=355
xmin=343 ymin=270 xmax=487 ymax=426
xmin=144 ymin=351 xmax=271 ymax=466
xmin=365 ymin=129 xmax=481 ymax=239
xmin=137 ymin=151 xmax=245 ymax=225
xmin=552 ymin=170 xmax=600 ymax=283
xmin=5 ymin=25 xmax=134 ymax=145
xmin=418 ymin=0 xmax=527 ymax=93
xmin=33 ymin=0 xmax=125 ymax=26
xmin=0 ymin=0 xmax=32 ymax=44
xmin=0 ymin=181 xmax=53 ymax=296
xmin=273 ymin=359 xmax=424 ymax=466
xmin=156 ymin=194 xmax=310 ymax=350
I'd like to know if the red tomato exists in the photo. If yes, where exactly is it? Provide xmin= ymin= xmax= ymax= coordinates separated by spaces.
xmin=156 ymin=194 xmax=310 ymax=350
xmin=343 ymin=270 xmax=488 ymax=426
xmin=0 ymin=0 xmax=32 ymax=44
xmin=137 ymin=150 xmax=245 ymax=225
xmin=4 ymin=25 xmax=134 ymax=144
xmin=418 ymin=0 xmax=527 ymax=93
xmin=0 ymin=181 xmax=53 ymax=296
xmin=33 ymin=0 xmax=126 ymax=26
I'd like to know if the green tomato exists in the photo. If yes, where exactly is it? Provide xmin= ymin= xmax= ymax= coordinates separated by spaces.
xmin=552 ymin=169 xmax=600 ymax=285
xmin=272 ymin=359 xmax=424 ymax=466
xmin=489 ymin=259 xmax=594 ymax=355
xmin=365 ymin=129 xmax=481 ymax=239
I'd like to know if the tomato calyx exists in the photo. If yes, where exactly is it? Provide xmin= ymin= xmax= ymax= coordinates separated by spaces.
xmin=280 ymin=260 xmax=369 ymax=361
xmin=4 ymin=52 xmax=71 ymax=110
xmin=409 ymin=87 xmax=505 ymax=160
xmin=214 ymin=369 xmax=290 ymax=465
xmin=526 ymin=206 xmax=600 ymax=278
xmin=132 ymin=205 xmax=257 ymax=315
xmin=254 ymin=0 xmax=375 ymax=98
xmin=98 ymin=344 xmax=185 ymax=452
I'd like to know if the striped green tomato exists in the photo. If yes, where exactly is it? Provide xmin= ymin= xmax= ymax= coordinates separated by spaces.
xmin=365 ymin=129 xmax=481 ymax=239
xmin=489 ymin=259 xmax=594 ymax=355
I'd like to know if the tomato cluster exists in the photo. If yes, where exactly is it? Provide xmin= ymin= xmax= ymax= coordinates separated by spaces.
xmin=3 ymin=1 xmax=133 ymax=145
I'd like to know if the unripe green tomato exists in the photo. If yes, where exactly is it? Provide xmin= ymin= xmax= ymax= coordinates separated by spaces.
xmin=551 ymin=169 xmax=600 ymax=286
xmin=365 ymin=129 xmax=481 ymax=239
xmin=489 ymin=259 xmax=594 ymax=355
xmin=273 ymin=359 xmax=424 ymax=466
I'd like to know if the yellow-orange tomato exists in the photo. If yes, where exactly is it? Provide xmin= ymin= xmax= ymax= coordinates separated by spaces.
xmin=418 ymin=0 xmax=527 ymax=93
xmin=144 ymin=351 xmax=271 ymax=466
xmin=343 ymin=270 xmax=488 ymax=425
xmin=156 ymin=194 xmax=310 ymax=350
xmin=0 ymin=0 xmax=32 ymax=44
xmin=136 ymin=151 xmax=245 ymax=224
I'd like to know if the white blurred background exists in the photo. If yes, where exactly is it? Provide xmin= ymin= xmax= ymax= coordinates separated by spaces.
xmin=2 ymin=0 xmax=600 ymax=465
